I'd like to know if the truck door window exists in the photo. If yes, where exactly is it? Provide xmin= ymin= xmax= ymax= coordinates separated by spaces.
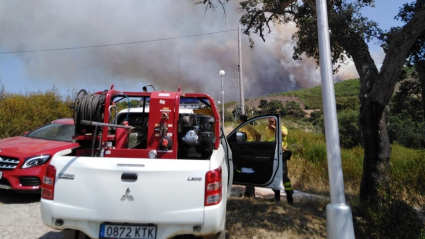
xmin=228 ymin=117 xmax=277 ymax=185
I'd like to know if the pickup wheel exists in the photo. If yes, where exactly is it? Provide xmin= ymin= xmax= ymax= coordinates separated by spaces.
xmin=202 ymin=231 xmax=225 ymax=239
xmin=63 ymin=229 xmax=91 ymax=239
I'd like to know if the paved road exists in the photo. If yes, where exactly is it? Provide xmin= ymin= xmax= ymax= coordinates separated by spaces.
xmin=0 ymin=190 xmax=63 ymax=239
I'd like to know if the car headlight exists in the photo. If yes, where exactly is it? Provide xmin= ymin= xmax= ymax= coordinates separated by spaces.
xmin=21 ymin=155 xmax=51 ymax=169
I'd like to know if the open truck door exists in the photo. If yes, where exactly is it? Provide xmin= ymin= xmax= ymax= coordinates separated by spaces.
xmin=226 ymin=115 xmax=283 ymax=190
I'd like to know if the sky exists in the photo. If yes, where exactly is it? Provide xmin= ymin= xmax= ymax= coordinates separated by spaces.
xmin=0 ymin=0 xmax=406 ymax=102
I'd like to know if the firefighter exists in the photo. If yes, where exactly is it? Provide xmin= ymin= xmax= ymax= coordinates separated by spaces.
xmin=264 ymin=117 xmax=294 ymax=204
xmin=238 ymin=115 xmax=261 ymax=142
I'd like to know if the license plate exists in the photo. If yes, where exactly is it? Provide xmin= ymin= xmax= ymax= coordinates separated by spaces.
xmin=100 ymin=224 xmax=156 ymax=239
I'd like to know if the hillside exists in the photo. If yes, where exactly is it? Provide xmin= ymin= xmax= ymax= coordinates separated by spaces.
xmin=225 ymin=78 xmax=360 ymax=115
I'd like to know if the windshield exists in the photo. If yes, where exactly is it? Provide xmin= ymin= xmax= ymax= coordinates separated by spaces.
xmin=26 ymin=123 xmax=75 ymax=142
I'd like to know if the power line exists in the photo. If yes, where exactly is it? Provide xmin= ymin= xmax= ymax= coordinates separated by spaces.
xmin=0 ymin=29 xmax=238 ymax=55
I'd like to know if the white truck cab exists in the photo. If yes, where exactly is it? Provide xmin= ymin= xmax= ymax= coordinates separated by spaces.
xmin=40 ymin=86 xmax=284 ymax=239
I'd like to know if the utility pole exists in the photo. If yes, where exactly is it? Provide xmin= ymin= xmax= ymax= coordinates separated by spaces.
xmin=238 ymin=25 xmax=245 ymax=115
xmin=315 ymin=0 xmax=355 ymax=238
xmin=219 ymin=70 xmax=225 ymax=128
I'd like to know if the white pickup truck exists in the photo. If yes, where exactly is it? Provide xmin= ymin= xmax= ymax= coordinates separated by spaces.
xmin=40 ymin=86 xmax=284 ymax=239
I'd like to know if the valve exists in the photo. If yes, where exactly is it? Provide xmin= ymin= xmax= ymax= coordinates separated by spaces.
xmin=159 ymin=136 xmax=172 ymax=150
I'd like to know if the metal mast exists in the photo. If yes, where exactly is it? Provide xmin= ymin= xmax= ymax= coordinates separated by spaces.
xmin=238 ymin=25 xmax=245 ymax=115
xmin=315 ymin=0 xmax=355 ymax=238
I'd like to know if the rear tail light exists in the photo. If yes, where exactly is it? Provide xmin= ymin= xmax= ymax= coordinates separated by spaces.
xmin=41 ymin=165 xmax=56 ymax=200
xmin=205 ymin=167 xmax=222 ymax=206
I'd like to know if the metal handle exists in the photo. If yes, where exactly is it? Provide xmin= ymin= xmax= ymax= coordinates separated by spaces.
xmin=80 ymin=120 xmax=134 ymax=129
xmin=121 ymin=173 xmax=138 ymax=181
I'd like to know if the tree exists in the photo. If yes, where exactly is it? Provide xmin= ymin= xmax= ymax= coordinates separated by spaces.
xmin=268 ymin=99 xmax=284 ymax=115
xmin=388 ymin=77 xmax=425 ymax=148
xmin=338 ymin=110 xmax=363 ymax=149
xmin=257 ymin=99 xmax=284 ymax=115
xmin=284 ymin=100 xmax=306 ymax=118
xmin=258 ymin=99 xmax=268 ymax=112
xmin=200 ymin=0 xmax=425 ymax=204
xmin=224 ymin=110 xmax=234 ymax=122
xmin=392 ymin=1 xmax=425 ymax=119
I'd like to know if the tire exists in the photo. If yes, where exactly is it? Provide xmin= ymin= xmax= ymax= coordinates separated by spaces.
xmin=63 ymin=229 xmax=91 ymax=239
xmin=202 ymin=231 xmax=225 ymax=239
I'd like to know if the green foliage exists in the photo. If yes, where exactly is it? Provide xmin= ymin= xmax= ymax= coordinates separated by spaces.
xmin=333 ymin=79 xmax=361 ymax=97
xmin=338 ymin=110 xmax=363 ymax=148
xmin=288 ymin=129 xmax=328 ymax=173
xmin=267 ymin=100 xmax=283 ymax=115
xmin=256 ymin=99 xmax=283 ymax=115
xmin=280 ymin=79 xmax=360 ymax=109
xmin=308 ymin=108 xmax=362 ymax=149
xmin=336 ymin=96 xmax=360 ymax=112
xmin=224 ymin=110 xmax=234 ymax=122
xmin=288 ymin=129 xmax=363 ymax=191
xmin=353 ymin=197 xmax=424 ymax=239
xmin=282 ymin=100 xmax=306 ymax=118
xmin=309 ymin=109 xmax=323 ymax=124
xmin=388 ymin=78 xmax=425 ymax=149
xmin=350 ymin=144 xmax=425 ymax=239
xmin=258 ymin=99 xmax=268 ymax=110
xmin=282 ymin=86 xmax=323 ymax=109
xmin=115 ymin=99 xmax=141 ymax=112
xmin=388 ymin=116 xmax=425 ymax=148
xmin=394 ymin=1 xmax=425 ymax=65
xmin=390 ymin=144 xmax=425 ymax=197
xmin=0 ymin=89 xmax=73 ymax=138
xmin=289 ymin=130 xmax=423 ymax=239
xmin=255 ymin=99 xmax=306 ymax=120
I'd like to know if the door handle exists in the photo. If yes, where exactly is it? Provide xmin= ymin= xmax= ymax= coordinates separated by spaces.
xmin=121 ymin=173 xmax=138 ymax=181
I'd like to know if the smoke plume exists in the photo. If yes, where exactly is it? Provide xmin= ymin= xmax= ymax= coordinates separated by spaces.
xmin=0 ymin=0 xmax=359 ymax=102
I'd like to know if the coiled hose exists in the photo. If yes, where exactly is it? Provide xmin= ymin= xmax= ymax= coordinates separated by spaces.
xmin=74 ymin=89 xmax=106 ymax=135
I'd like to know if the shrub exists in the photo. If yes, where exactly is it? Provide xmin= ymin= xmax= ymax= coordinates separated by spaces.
xmin=0 ymin=89 xmax=73 ymax=138
xmin=353 ymin=197 xmax=425 ymax=239
xmin=283 ymin=101 xmax=306 ymax=119
xmin=338 ymin=109 xmax=363 ymax=149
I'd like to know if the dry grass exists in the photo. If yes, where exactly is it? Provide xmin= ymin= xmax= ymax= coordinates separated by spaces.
xmin=225 ymin=196 xmax=327 ymax=239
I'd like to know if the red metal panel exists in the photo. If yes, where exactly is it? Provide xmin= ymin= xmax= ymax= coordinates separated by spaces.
xmin=147 ymin=91 xmax=180 ymax=159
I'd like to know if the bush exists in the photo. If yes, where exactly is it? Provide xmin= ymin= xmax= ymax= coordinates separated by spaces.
xmin=0 ymin=89 xmax=73 ymax=138
xmin=224 ymin=110 xmax=234 ymax=122
xmin=388 ymin=115 xmax=425 ymax=149
xmin=283 ymin=101 xmax=306 ymax=119
xmin=338 ymin=109 xmax=363 ymax=148
xmin=353 ymin=197 xmax=425 ymax=239
xmin=336 ymin=96 xmax=360 ymax=112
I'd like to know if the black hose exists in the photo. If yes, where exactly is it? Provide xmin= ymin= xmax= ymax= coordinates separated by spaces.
xmin=74 ymin=89 xmax=106 ymax=135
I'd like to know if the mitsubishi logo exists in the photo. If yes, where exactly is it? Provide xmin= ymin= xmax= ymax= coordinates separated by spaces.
xmin=120 ymin=188 xmax=134 ymax=201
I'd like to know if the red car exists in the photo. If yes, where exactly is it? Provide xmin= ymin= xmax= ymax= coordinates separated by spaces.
xmin=0 ymin=118 xmax=78 ymax=193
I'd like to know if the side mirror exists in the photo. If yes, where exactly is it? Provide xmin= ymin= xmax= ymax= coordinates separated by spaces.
xmin=22 ymin=131 xmax=30 ymax=136
xmin=236 ymin=132 xmax=247 ymax=142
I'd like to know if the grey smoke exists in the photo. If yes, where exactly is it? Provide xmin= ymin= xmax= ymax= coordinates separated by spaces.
xmin=0 ymin=0 xmax=358 ymax=102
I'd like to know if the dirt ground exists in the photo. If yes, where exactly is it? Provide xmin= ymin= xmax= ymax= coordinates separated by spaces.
xmin=227 ymin=186 xmax=328 ymax=239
